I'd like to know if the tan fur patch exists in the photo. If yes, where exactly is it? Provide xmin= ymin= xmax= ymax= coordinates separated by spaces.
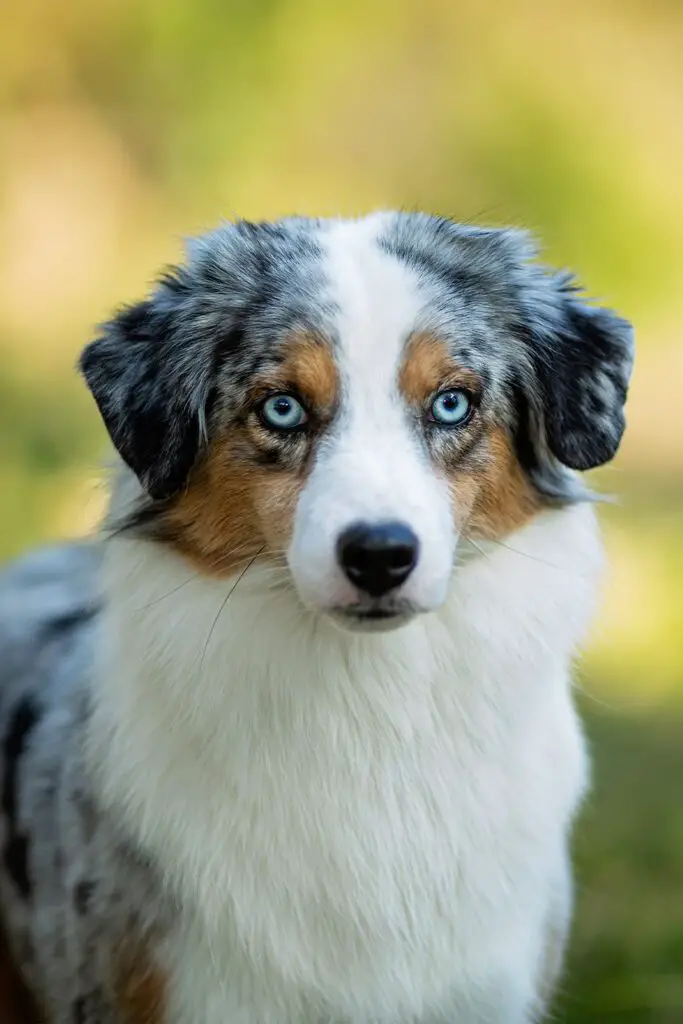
xmin=249 ymin=332 xmax=339 ymax=411
xmin=161 ymin=333 xmax=337 ymax=575
xmin=161 ymin=435 xmax=303 ymax=574
xmin=399 ymin=332 xmax=480 ymax=406
xmin=115 ymin=942 xmax=166 ymax=1024
xmin=459 ymin=426 xmax=541 ymax=540
xmin=276 ymin=333 xmax=338 ymax=410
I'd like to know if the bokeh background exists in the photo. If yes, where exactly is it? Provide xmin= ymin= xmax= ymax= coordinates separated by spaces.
xmin=1 ymin=1 xmax=682 ymax=1019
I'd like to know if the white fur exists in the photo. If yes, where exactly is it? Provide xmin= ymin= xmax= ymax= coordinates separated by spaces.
xmin=290 ymin=215 xmax=455 ymax=616
xmin=89 ymin=501 xmax=600 ymax=1023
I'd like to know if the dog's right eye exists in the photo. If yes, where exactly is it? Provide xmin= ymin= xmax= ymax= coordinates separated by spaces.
xmin=260 ymin=394 xmax=309 ymax=431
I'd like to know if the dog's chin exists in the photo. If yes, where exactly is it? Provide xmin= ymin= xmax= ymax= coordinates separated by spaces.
xmin=326 ymin=603 xmax=419 ymax=634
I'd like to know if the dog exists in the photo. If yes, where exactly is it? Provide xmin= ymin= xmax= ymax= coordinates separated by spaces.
xmin=0 ymin=212 xmax=633 ymax=1023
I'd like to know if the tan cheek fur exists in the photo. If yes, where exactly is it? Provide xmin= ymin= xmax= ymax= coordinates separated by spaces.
xmin=454 ymin=426 xmax=542 ymax=540
xmin=161 ymin=334 xmax=338 ymax=576
xmin=160 ymin=435 xmax=304 ymax=575
xmin=399 ymin=333 xmax=540 ymax=542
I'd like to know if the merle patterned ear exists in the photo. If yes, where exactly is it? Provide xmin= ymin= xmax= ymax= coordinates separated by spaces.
xmin=523 ymin=279 xmax=634 ymax=471
xmin=80 ymin=298 xmax=208 ymax=500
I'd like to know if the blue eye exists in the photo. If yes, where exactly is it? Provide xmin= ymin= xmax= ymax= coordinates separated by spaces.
xmin=429 ymin=389 xmax=472 ymax=426
xmin=260 ymin=394 xmax=308 ymax=431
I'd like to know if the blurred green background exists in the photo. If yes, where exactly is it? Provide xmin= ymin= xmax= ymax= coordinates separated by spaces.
xmin=1 ymin=1 xmax=682 ymax=1019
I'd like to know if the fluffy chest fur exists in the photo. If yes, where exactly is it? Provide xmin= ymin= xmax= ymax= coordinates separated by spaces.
xmin=89 ymin=504 xmax=597 ymax=1022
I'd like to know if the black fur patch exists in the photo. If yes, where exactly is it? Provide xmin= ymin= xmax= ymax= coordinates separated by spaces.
xmin=41 ymin=606 xmax=99 ymax=645
xmin=2 ymin=697 xmax=40 ymax=898
xmin=523 ymin=297 xmax=633 ymax=472
xmin=74 ymin=879 xmax=96 ymax=916
xmin=3 ymin=835 xmax=31 ymax=899
xmin=80 ymin=299 xmax=203 ymax=501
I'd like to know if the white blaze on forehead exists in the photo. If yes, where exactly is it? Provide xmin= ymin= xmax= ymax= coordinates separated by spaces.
xmin=323 ymin=214 xmax=425 ymax=392
xmin=319 ymin=214 xmax=433 ymax=520
xmin=286 ymin=215 xmax=456 ymax=613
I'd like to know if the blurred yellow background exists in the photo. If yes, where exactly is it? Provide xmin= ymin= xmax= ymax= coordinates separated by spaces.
xmin=1 ymin=1 xmax=682 ymax=1019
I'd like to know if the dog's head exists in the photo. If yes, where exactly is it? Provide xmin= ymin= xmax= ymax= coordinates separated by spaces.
xmin=80 ymin=213 xmax=633 ymax=631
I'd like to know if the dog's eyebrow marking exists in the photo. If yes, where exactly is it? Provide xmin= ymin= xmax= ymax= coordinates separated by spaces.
xmin=398 ymin=332 xmax=480 ymax=406
xmin=253 ymin=332 xmax=339 ymax=412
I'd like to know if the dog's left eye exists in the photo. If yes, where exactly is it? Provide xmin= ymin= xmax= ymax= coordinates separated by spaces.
xmin=429 ymin=389 xmax=472 ymax=426
xmin=260 ymin=394 xmax=309 ymax=431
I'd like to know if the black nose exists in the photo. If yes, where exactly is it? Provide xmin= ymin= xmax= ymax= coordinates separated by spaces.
xmin=336 ymin=521 xmax=419 ymax=598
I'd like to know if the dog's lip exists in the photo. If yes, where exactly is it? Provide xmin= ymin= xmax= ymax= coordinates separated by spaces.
xmin=349 ymin=607 xmax=401 ymax=620
xmin=328 ymin=601 xmax=418 ymax=631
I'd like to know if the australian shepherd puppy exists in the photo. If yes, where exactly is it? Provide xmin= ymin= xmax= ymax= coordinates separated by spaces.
xmin=0 ymin=213 xmax=633 ymax=1023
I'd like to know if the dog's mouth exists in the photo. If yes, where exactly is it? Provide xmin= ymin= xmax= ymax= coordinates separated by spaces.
xmin=329 ymin=600 xmax=418 ymax=633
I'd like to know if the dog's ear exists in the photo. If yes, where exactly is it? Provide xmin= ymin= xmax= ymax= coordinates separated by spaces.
xmin=518 ymin=271 xmax=634 ymax=473
xmin=80 ymin=296 xmax=211 ymax=500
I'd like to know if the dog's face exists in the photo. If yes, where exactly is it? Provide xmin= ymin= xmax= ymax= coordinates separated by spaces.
xmin=81 ymin=213 xmax=633 ymax=631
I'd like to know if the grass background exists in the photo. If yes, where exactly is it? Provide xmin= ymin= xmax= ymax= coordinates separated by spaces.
xmin=1 ymin=2 xmax=682 ymax=1019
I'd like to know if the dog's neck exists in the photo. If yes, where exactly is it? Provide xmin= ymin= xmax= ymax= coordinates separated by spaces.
xmin=87 ymin=500 xmax=601 ymax=926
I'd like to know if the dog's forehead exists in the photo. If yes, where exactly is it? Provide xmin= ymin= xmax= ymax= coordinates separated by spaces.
xmin=202 ymin=213 xmax=525 ymax=397
xmin=321 ymin=215 xmax=430 ymax=383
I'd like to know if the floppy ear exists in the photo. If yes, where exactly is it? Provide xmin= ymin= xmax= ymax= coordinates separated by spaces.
xmin=521 ymin=275 xmax=634 ymax=472
xmin=79 ymin=297 xmax=209 ymax=500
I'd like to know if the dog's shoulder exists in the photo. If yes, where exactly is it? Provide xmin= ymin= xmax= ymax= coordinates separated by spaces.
xmin=0 ymin=542 xmax=171 ymax=1020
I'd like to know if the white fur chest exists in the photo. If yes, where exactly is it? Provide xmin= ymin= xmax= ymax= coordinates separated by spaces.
xmin=91 ymin=507 xmax=599 ymax=1023
xmin=160 ymin=683 xmax=584 ymax=1023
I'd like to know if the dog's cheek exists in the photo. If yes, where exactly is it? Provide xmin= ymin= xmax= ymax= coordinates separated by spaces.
xmin=463 ymin=426 xmax=541 ymax=540
xmin=438 ymin=425 xmax=540 ymax=541
xmin=160 ymin=436 xmax=266 ymax=575
xmin=254 ymin=471 xmax=309 ymax=556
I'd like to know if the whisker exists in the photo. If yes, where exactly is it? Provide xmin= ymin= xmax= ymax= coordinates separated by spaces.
xmin=572 ymin=681 xmax=623 ymax=713
xmin=481 ymin=536 xmax=577 ymax=577
xmin=196 ymin=548 xmax=264 ymax=675
xmin=135 ymin=547 xmax=289 ymax=610
xmin=466 ymin=538 xmax=491 ymax=560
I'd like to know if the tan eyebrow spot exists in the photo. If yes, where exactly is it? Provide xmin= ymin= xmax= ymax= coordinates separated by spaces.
xmin=399 ymin=332 xmax=480 ymax=405
xmin=259 ymin=332 xmax=339 ymax=411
